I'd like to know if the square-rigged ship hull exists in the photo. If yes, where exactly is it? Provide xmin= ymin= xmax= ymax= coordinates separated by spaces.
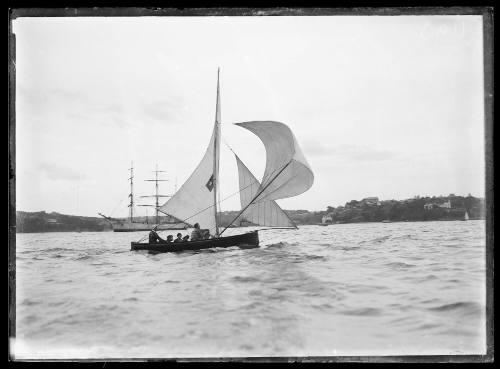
xmin=113 ymin=222 xmax=186 ymax=232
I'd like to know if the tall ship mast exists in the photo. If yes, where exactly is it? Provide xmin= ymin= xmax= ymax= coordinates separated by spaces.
xmin=128 ymin=161 xmax=134 ymax=223
xmin=139 ymin=164 xmax=174 ymax=225
xmin=98 ymin=163 xmax=187 ymax=232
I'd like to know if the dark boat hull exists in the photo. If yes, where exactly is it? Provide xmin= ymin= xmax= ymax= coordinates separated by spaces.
xmin=130 ymin=231 xmax=259 ymax=253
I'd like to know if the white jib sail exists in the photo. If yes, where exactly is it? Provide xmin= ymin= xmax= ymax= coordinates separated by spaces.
xmin=235 ymin=154 xmax=295 ymax=228
xmin=235 ymin=121 xmax=314 ymax=203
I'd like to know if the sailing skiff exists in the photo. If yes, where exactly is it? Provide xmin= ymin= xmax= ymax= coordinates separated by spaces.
xmin=131 ymin=69 xmax=314 ymax=252
xmin=131 ymin=231 xmax=259 ymax=252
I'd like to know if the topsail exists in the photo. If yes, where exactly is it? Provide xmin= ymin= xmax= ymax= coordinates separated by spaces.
xmin=235 ymin=121 xmax=314 ymax=203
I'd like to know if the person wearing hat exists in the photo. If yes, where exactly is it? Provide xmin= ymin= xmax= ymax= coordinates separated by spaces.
xmin=149 ymin=227 xmax=159 ymax=244
xmin=149 ymin=226 xmax=168 ymax=243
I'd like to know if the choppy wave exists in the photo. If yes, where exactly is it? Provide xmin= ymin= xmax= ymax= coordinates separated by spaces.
xmin=339 ymin=307 xmax=383 ymax=316
xmin=427 ymin=301 xmax=484 ymax=316
xmin=232 ymin=275 xmax=261 ymax=283
xmin=385 ymin=261 xmax=416 ymax=269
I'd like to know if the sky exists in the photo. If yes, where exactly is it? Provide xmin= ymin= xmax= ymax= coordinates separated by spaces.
xmin=13 ymin=15 xmax=485 ymax=217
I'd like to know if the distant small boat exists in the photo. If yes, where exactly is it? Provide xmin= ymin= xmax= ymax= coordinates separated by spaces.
xmin=463 ymin=211 xmax=470 ymax=221
xmin=381 ymin=220 xmax=391 ymax=223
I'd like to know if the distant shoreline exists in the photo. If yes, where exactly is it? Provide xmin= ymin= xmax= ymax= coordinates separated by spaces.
xmin=14 ymin=218 xmax=485 ymax=234
xmin=15 ymin=194 xmax=485 ymax=233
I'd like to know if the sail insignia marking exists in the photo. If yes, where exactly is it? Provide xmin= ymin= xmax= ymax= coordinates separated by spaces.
xmin=206 ymin=175 xmax=215 ymax=192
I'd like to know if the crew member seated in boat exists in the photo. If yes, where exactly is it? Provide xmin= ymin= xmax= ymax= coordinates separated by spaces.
xmin=182 ymin=235 xmax=190 ymax=242
xmin=191 ymin=223 xmax=203 ymax=241
xmin=203 ymin=229 xmax=211 ymax=239
xmin=166 ymin=235 xmax=174 ymax=243
xmin=149 ymin=229 xmax=159 ymax=244
xmin=174 ymin=233 xmax=183 ymax=242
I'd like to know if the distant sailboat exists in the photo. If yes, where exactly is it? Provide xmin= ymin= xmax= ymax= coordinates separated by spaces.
xmin=464 ymin=211 xmax=470 ymax=221
xmin=131 ymin=69 xmax=314 ymax=252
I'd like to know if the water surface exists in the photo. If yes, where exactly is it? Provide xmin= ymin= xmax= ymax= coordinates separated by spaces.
xmin=13 ymin=221 xmax=486 ymax=358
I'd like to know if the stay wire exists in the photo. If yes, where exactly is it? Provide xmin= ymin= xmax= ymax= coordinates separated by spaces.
xmin=136 ymin=140 xmax=294 ymax=241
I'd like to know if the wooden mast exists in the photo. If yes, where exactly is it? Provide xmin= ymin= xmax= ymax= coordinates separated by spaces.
xmin=142 ymin=165 xmax=170 ymax=225
xmin=155 ymin=164 xmax=159 ymax=224
xmin=128 ymin=161 xmax=134 ymax=223
xmin=213 ymin=68 xmax=221 ymax=237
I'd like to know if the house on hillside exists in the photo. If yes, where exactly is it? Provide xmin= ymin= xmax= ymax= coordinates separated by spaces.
xmin=438 ymin=200 xmax=451 ymax=209
xmin=361 ymin=197 xmax=380 ymax=206
xmin=424 ymin=200 xmax=452 ymax=211
xmin=322 ymin=214 xmax=333 ymax=224
xmin=45 ymin=218 xmax=61 ymax=228
xmin=423 ymin=203 xmax=435 ymax=210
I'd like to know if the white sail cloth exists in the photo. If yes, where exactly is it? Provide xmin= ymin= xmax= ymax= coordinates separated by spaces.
xmin=235 ymin=121 xmax=314 ymax=203
xmin=235 ymin=155 xmax=295 ymax=228
xmin=158 ymin=123 xmax=220 ymax=234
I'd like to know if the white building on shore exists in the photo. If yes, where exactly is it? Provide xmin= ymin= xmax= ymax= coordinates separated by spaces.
xmin=322 ymin=214 xmax=333 ymax=224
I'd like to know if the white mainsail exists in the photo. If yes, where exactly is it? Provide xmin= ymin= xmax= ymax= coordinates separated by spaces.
xmin=159 ymin=72 xmax=221 ymax=235
xmin=235 ymin=154 xmax=296 ymax=228
xmin=235 ymin=121 xmax=314 ymax=203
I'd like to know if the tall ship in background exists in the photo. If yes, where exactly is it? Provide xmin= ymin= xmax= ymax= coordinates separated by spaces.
xmin=99 ymin=163 xmax=187 ymax=232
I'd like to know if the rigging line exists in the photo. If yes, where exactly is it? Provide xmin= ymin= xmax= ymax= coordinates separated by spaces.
xmin=155 ymin=175 xmax=262 ymax=229
xmin=234 ymin=165 xmax=300 ymax=229
xmin=155 ymin=160 xmax=287 ymax=229
xmin=251 ymin=175 xmax=298 ymax=229
xmin=219 ymin=160 xmax=293 ymax=236
xmin=221 ymin=137 xmax=237 ymax=155
xmin=223 ymin=145 xmax=298 ymax=228
xmin=138 ymin=155 xmax=295 ymax=241
xmin=109 ymin=198 xmax=125 ymax=217
xmin=150 ymin=165 xmax=276 ymax=238
xmin=137 ymin=168 xmax=299 ymax=242
xmin=215 ymin=162 xmax=297 ymax=218
xmin=223 ymin=137 xmax=295 ymax=199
